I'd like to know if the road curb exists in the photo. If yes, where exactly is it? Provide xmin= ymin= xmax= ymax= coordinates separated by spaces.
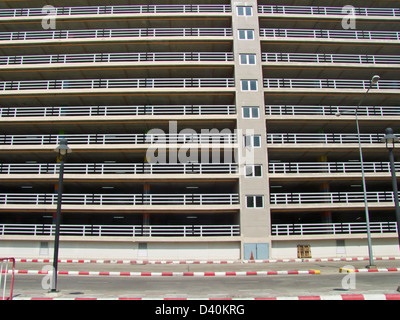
xmin=15 ymin=256 xmax=400 ymax=265
xmin=339 ymin=267 xmax=400 ymax=273
xmin=11 ymin=293 xmax=400 ymax=300
xmin=7 ymin=269 xmax=321 ymax=277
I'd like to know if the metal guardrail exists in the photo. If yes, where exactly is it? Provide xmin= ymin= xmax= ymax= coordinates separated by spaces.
xmin=0 ymin=28 xmax=233 ymax=41
xmin=262 ymin=52 xmax=400 ymax=65
xmin=0 ymin=258 xmax=15 ymax=301
xmin=260 ymin=28 xmax=400 ymax=40
xmin=272 ymin=222 xmax=398 ymax=236
xmin=266 ymin=132 xmax=394 ymax=144
xmin=263 ymin=78 xmax=400 ymax=90
xmin=7 ymin=27 xmax=398 ymax=42
xmin=269 ymin=161 xmax=400 ymax=174
xmin=0 ymin=5 xmax=232 ymax=17
xmin=265 ymin=105 xmax=400 ymax=116
xmin=9 ymin=161 xmax=399 ymax=176
xmin=0 ymin=224 xmax=239 ymax=237
xmin=0 ymin=193 xmax=239 ymax=206
xmin=0 ymin=78 xmax=235 ymax=91
xmin=2 ymin=5 xmax=399 ymax=18
xmin=270 ymin=191 xmax=398 ymax=205
xmin=0 ymin=163 xmax=238 ymax=175
xmin=0 ymin=52 xmax=234 ymax=65
xmin=258 ymin=5 xmax=400 ymax=17
xmin=2 ymin=4 xmax=397 ymax=18
xmin=0 ymin=105 xmax=236 ymax=117
xmin=0 ymin=133 xmax=237 ymax=145
xmin=7 ymin=77 xmax=393 ymax=91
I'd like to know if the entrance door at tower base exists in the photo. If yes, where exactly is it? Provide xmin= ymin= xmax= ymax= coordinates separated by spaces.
xmin=244 ymin=243 xmax=269 ymax=260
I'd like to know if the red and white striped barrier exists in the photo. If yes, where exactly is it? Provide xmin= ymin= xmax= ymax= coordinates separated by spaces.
xmin=345 ymin=268 xmax=400 ymax=273
xmin=12 ymin=293 xmax=400 ymax=300
xmin=16 ymin=259 xmax=238 ymax=264
xmin=5 ymin=269 xmax=321 ymax=277
xmin=15 ymin=256 xmax=400 ymax=265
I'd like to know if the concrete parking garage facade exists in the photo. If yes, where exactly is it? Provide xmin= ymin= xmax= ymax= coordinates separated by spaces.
xmin=0 ymin=0 xmax=399 ymax=260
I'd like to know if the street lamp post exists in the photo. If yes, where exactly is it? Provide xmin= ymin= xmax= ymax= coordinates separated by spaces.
xmin=335 ymin=75 xmax=380 ymax=268
xmin=50 ymin=138 xmax=71 ymax=292
xmin=381 ymin=128 xmax=400 ymax=248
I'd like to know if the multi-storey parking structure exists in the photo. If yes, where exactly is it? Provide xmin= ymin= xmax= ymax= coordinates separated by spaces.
xmin=0 ymin=0 xmax=399 ymax=260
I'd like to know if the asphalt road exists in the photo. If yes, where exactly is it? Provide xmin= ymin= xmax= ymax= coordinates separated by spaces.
xmin=12 ymin=258 xmax=400 ymax=273
xmin=8 ymin=259 xmax=400 ymax=299
xmin=11 ymin=272 xmax=400 ymax=299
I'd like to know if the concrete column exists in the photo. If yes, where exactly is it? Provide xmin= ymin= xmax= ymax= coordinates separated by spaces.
xmin=231 ymin=0 xmax=270 ymax=259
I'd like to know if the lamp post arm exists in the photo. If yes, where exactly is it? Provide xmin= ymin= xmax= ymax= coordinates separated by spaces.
xmin=355 ymin=84 xmax=373 ymax=113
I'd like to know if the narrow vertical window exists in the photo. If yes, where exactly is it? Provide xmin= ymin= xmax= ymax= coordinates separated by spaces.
xmin=240 ymin=54 xmax=256 ymax=65
xmin=244 ymin=135 xmax=261 ymax=148
xmin=242 ymin=106 xmax=259 ymax=119
xmin=241 ymin=80 xmax=258 ymax=91
xmin=237 ymin=6 xmax=253 ymax=16
xmin=238 ymin=29 xmax=254 ymax=40
xmin=246 ymin=195 xmax=264 ymax=208
xmin=245 ymin=165 xmax=263 ymax=177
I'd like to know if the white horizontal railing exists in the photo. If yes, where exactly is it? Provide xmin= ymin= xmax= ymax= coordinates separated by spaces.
xmin=0 ymin=105 xmax=236 ymax=118
xmin=267 ymin=132 xmax=393 ymax=144
xmin=258 ymin=5 xmax=400 ymax=17
xmin=262 ymin=52 xmax=400 ymax=65
xmin=269 ymin=161 xmax=400 ymax=174
xmin=0 ymin=5 xmax=231 ymax=17
xmin=0 ymin=163 xmax=238 ymax=175
xmin=263 ymin=78 xmax=400 ymax=90
xmin=272 ymin=221 xmax=398 ymax=236
xmin=0 ymin=224 xmax=240 ymax=237
xmin=270 ymin=191 xmax=398 ymax=205
xmin=0 ymin=52 xmax=234 ymax=66
xmin=0 ymin=28 xmax=232 ymax=41
xmin=0 ymin=78 xmax=235 ymax=91
xmin=0 ymin=133 xmax=237 ymax=146
xmin=0 ymin=193 xmax=239 ymax=206
xmin=260 ymin=28 xmax=400 ymax=41
xmin=265 ymin=105 xmax=400 ymax=116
